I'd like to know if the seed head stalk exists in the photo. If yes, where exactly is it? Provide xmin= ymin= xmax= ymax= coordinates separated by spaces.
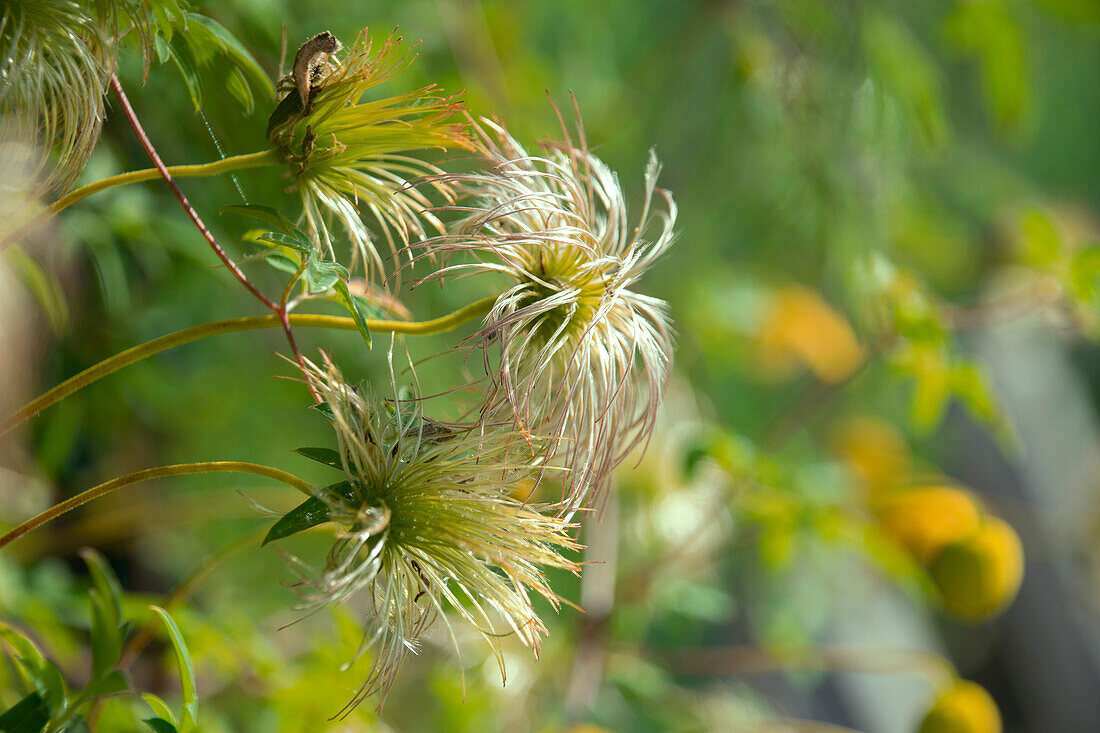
xmin=107 ymin=74 xmax=322 ymax=398
xmin=0 ymin=462 xmax=313 ymax=549
xmin=0 ymin=297 xmax=496 ymax=437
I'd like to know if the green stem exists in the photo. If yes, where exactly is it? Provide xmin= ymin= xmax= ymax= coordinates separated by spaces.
xmin=0 ymin=462 xmax=312 ymax=549
xmin=52 ymin=149 xmax=279 ymax=214
xmin=0 ymin=297 xmax=495 ymax=436
xmin=0 ymin=150 xmax=281 ymax=252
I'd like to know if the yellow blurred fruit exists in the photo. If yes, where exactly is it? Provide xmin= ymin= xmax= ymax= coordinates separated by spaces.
xmin=831 ymin=416 xmax=911 ymax=491
xmin=929 ymin=517 xmax=1024 ymax=621
xmin=755 ymin=285 xmax=865 ymax=384
xmin=917 ymin=680 xmax=1002 ymax=733
xmin=876 ymin=486 xmax=982 ymax=564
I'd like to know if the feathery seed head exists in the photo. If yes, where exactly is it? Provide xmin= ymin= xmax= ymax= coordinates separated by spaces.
xmin=268 ymin=29 xmax=473 ymax=281
xmin=413 ymin=117 xmax=677 ymax=507
xmin=0 ymin=0 xmax=108 ymax=194
xmin=293 ymin=356 xmax=580 ymax=710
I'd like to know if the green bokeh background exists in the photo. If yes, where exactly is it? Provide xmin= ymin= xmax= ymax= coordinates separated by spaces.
xmin=2 ymin=1 xmax=1098 ymax=731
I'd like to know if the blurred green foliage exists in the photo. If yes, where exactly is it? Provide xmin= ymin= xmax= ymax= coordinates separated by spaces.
xmin=1 ymin=0 xmax=1098 ymax=731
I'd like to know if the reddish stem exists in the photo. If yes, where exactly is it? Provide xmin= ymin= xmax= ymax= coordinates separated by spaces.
xmin=108 ymin=74 xmax=321 ymax=401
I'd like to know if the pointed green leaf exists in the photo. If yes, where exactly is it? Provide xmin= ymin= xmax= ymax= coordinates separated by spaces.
xmin=0 ymin=691 xmax=48 ymax=733
xmin=309 ymin=401 xmax=335 ymax=420
xmin=263 ymin=253 xmax=301 ymax=275
xmin=164 ymin=44 xmax=203 ymax=111
xmin=262 ymin=482 xmax=359 ymax=545
xmin=219 ymin=205 xmax=299 ymax=237
xmin=64 ymin=717 xmax=90 ymax=733
xmin=143 ymin=720 xmax=178 ymax=733
xmin=225 ymin=67 xmax=255 ymax=116
xmin=141 ymin=695 xmax=176 ymax=728
xmin=183 ymin=13 xmax=274 ymax=104
xmin=30 ymin=661 xmax=67 ymax=716
xmin=80 ymin=550 xmax=123 ymax=622
xmin=80 ymin=549 xmax=126 ymax=677
xmin=88 ymin=590 xmax=124 ymax=678
xmin=84 ymin=669 xmax=129 ymax=700
xmin=149 ymin=608 xmax=196 ymax=730
xmin=256 ymin=231 xmax=311 ymax=253
xmin=334 ymin=281 xmax=373 ymax=349
xmin=293 ymin=447 xmax=344 ymax=470
xmin=304 ymin=260 xmax=348 ymax=294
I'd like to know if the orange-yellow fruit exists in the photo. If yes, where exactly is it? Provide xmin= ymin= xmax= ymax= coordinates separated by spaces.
xmin=917 ymin=680 xmax=1002 ymax=733
xmin=755 ymin=285 xmax=864 ymax=384
xmin=876 ymin=487 xmax=983 ymax=564
xmin=929 ymin=517 xmax=1024 ymax=621
xmin=831 ymin=416 xmax=910 ymax=491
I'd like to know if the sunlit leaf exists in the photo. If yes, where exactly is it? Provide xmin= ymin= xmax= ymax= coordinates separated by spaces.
xmin=149 ymin=607 xmax=196 ymax=732
xmin=141 ymin=694 xmax=177 ymax=728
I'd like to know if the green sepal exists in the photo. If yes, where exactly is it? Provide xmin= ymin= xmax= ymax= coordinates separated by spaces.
xmin=262 ymin=481 xmax=359 ymax=546
xmin=293 ymin=447 xmax=343 ymax=470
xmin=0 ymin=691 xmax=49 ymax=733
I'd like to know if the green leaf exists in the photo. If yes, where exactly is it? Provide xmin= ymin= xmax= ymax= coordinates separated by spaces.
xmin=159 ymin=13 xmax=273 ymax=114
xmin=263 ymin=253 xmax=301 ymax=275
xmin=64 ymin=717 xmax=90 ymax=733
xmin=183 ymin=14 xmax=274 ymax=109
xmin=334 ymin=280 xmax=373 ymax=349
xmin=0 ymin=626 xmax=45 ymax=669
xmin=140 ymin=695 xmax=176 ymax=728
xmin=4 ymin=245 xmax=68 ymax=332
xmin=142 ymin=719 xmax=178 ymax=733
xmin=88 ymin=590 xmax=124 ymax=678
xmin=262 ymin=482 xmax=359 ymax=546
xmin=79 ymin=550 xmax=125 ymax=676
xmin=219 ymin=205 xmax=299 ymax=236
xmin=863 ymin=11 xmax=947 ymax=147
xmin=1070 ymin=245 xmax=1100 ymax=302
xmin=149 ymin=608 xmax=196 ymax=731
xmin=943 ymin=1 xmax=1030 ymax=132
xmin=309 ymin=401 xmax=335 ymax=420
xmin=225 ymin=67 xmax=254 ymax=115
xmin=163 ymin=43 xmax=203 ymax=111
xmin=256 ymin=231 xmax=312 ymax=253
xmin=305 ymin=260 xmax=349 ymax=294
xmin=0 ymin=691 xmax=48 ymax=733
xmin=293 ymin=447 xmax=344 ymax=470
xmin=80 ymin=548 xmax=123 ymax=623
xmin=83 ymin=669 xmax=129 ymax=700
xmin=28 ymin=661 xmax=66 ymax=717
xmin=1020 ymin=208 xmax=1061 ymax=267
